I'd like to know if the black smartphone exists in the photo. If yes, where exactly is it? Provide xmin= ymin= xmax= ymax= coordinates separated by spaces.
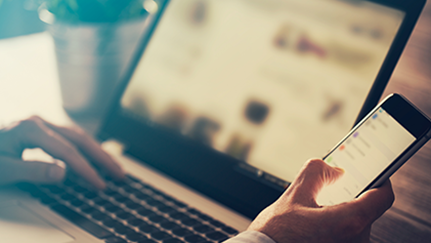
xmin=316 ymin=93 xmax=431 ymax=206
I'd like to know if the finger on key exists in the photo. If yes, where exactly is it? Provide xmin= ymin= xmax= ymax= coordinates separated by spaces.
xmin=43 ymin=119 xmax=125 ymax=179
xmin=17 ymin=118 xmax=106 ymax=189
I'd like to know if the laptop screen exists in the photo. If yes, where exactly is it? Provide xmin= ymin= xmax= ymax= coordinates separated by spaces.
xmin=120 ymin=0 xmax=404 ymax=183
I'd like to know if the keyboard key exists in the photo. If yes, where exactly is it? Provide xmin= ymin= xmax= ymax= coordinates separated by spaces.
xmin=139 ymin=224 xmax=159 ymax=234
xmin=70 ymin=198 xmax=85 ymax=207
xmin=103 ymin=188 xmax=118 ymax=196
xmin=146 ymin=199 xmax=165 ymax=207
xmin=127 ymin=232 xmax=148 ymax=242
xmin=160 ymin=221 xmax=181 ymax=230
xmin=105 ymin=236 xmax=127 ymax=243
xmin=181 ymin=218 xmax=200 ymax=227
xmin=80 ymin=204 xmax=97 ymax=214
xmin=146 ymin=186 xmax=162 ymax=195
xmin=116 ymin=226 xmax=136 ymax=235
xmin=92 ymin=211 xmax=110 ymax=221
xmin=112 ymin=180 xmax=127 ymax=187
xmin=125 ymin=201 xmax=142 ymax=210
xmin=151 ymin=231 xmax=172 ymax=240
xmin=60 ymin=193 xmax=76 ymax=201
xmin=170 ymin=213 xmax=189 ymax=220
xmin=107 ymin=192 xmax=123 ymax=199
xmin=171 ymin=200 xmax=187 ymax=208
xmin=196 ymin=214 xmax=212 ymax=222
xmin=93 ymin=198 xmax=112 ymax=207
xmin=73 ymin=185 xmax=88 ymax=193
xmin=103 ymin=219 xmax=121 ymax=228
xmin=187 ymin=209 xmax=200 ymax=215
xmin=134 ymin=192 xmax=151 ymax=200
xmin=158 ymin=206 xmax=176 ymax=213
xmin=193 ymin=225 xmax=214 ymax=234
xmin=113 ymin=222 xmax=129 ymax=232
xmin=122 ymin=185 xmax=138 ymax=193
xmin=51 ymin=204 xmax=112 ymax=239
xmin=105 ymin=205 xmax=123 ymax=213
xmin=128 ymin=218 xmax=146 ymax=227
xmin=161 ymin=195 xmax=175 ymax=202
xmin=137 ymin=239 xmax=156 ymax=243
xmin=221 ymin=226 xmax=238 ymax=235
xmin=164 ymin=238 xmax=185 ymax=243
xmin=208 ymin=220 xmax=224 ymax=228
xmin=149 ymin=215 xmax=168 ymax=224
xmin=206 ymin=232 xmax=228 ymax=241
xmin=84 ymin=191 xmax=98 ymax=199
xmin=184 ymin=235 xmax=206 ymax=243
xmin=114 ymin=194 xmax=129 ymax=203
xmin=116 ymin=212 xmax=134 ymax=220
xmin=172 ymin=228 xmax=193 ymax=237
xmin=137 ymin=208 xmax=156 ymax=217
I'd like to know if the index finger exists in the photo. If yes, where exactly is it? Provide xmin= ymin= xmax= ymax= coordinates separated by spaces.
xmin=285 ymin=159 xmax=344 ymax=206
xmin=17 ymin=118 xmax=107 ymax=189
xmin=39 ymin=117 xmax=125 ymax=179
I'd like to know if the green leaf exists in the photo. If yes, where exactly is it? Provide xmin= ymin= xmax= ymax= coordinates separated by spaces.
xmin=42 ymin=0 xmax=149 ymax=23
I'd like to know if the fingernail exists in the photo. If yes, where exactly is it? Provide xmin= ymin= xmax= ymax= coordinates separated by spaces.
xmin=48 ymin=165 xmax=65 ymax=181
xmin=334 ymin=167 xmax=345 ymax=174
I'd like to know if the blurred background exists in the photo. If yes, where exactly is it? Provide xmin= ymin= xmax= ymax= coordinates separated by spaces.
xmin=1 ymin=0 xmax=431 ymax=242
xmin=0 ymin=0 xmax=159 ymax=121
xmin=0 ymin=0 xmax=44 ymax=39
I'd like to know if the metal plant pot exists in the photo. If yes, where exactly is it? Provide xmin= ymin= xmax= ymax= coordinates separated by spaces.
xmin=46 ymin=18 xmax=149 ymax=116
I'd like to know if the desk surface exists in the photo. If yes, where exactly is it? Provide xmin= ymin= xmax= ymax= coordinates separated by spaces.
xmin=370 ymin=2 xmax=431 ymax=242
xmin=1 ymin=3 xmax=431 ymax=242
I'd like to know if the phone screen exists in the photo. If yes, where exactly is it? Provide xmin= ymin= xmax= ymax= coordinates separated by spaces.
xmin=316 ymin=107 xmax=416 ymax=205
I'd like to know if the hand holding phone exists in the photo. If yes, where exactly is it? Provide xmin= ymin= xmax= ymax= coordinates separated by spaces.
xmin=317 ymin=94 xmax=431 ymax=206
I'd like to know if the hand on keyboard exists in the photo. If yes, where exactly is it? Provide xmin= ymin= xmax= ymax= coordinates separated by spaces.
xmin=0 ymin=116 xmax=125 ymax=189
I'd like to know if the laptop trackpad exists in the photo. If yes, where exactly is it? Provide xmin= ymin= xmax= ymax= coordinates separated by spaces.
xmin=0 ymin=201 xmax=74 ymax=243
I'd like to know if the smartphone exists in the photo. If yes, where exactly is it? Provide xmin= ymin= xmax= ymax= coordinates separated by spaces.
xmin=316 ymin=93 xmax=431 ymax=206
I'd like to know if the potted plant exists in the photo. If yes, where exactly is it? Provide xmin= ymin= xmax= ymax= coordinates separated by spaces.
xmin=38 ymin=0 xmax=160 ymax=116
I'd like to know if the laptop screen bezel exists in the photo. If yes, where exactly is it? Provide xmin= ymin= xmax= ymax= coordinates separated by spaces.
xmin=98 ymin=0 xmax=426 ymax=219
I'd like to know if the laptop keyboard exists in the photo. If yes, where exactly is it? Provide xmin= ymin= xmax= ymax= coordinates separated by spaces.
xmin=19 ymin=174 xmax=239 ymax=243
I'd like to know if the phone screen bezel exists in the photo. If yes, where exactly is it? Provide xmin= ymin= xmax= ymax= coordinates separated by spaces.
xmin=324 ymin=94 xmax=431 ymax=160
xmin=382 ymin=94 xmax=431 ymax=139
xmin=322 ymin=94 xmax=431 ymax=200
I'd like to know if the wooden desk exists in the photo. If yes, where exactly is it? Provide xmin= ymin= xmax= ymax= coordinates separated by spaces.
xmin=1 ymin=3 xmax=431 ymax=241
xmin=371 ymin=2 xmax=431 ymax=242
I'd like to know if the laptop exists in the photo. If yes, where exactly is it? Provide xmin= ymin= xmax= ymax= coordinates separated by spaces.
xmin=0 ymin=0 xmax=425 ymax=242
